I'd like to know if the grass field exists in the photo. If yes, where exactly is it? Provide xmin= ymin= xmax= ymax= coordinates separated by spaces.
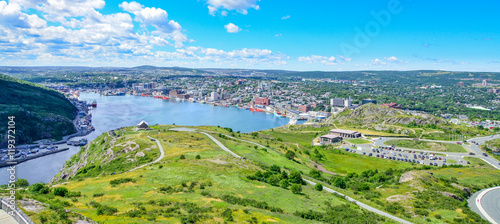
xmin=22 ymin=128 xmax=371 ymax=224
xmin=384 ymin=140 xmax=467 ymax=152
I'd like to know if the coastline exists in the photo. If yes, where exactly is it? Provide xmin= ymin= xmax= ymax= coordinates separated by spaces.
xmin=0 ymin=97 xmax=93 ymax=166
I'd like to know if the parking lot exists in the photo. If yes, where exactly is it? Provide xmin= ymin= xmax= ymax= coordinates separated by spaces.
xmin=340 ymin=144 xmax=471 ymax=167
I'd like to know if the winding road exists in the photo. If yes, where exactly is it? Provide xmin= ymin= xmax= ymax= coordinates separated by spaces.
xmin=172 ymin=128 xmax=414 ymax=224
xmin=128 ymin=136 xmax=165 ymax=172
xmin=469 ymin=186 xmax=500 ymax=224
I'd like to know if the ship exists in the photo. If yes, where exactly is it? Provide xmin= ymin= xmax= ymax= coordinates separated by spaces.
xmin=250 ymin=108 xmax=264 ymax=112
xmin=274 ymin=111 xmax=285 ymax=118
xmin=91 ymin=100 xmax=97 ymax=107
xmin=115 ymin=92 xmax=126 ymax=96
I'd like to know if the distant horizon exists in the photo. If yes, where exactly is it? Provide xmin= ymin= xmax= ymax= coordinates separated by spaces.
xmin=1 ymin=65 xmax=500 ymax=74
xmin=1 ymin=1 xmax=499 ymax=71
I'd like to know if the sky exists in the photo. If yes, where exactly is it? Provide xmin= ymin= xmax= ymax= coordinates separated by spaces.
xmin=0 ymin=0 xmax=499 ymax=71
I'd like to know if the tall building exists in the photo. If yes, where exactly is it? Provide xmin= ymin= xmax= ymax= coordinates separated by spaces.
xmin=331 ymin=97 xmax=352 ymax=108
xmin=482 ymin=79 xmax=488 ymax=86
xmin=254 ymin=97 xmax=270 ymax=106
xmin=299 ymin=105 xmax=311 ymax=112
xmin=210 ymin=92 xmax=219 ymax=101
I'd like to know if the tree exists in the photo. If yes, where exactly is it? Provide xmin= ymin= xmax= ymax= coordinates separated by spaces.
xmin=14 ymin=178 xmax=29 ymax=187
xmin=315 ymin=184 xmax=323 ymax=191
xmin=279 ymin=179 xmax=290 ymax=189
xmin=285 ymin=150 xmax=295 ymax=160
xmin=333 ymin=177 xmax=346 ymax=189
xmin=291 ymin=184 xmax=302 ymax=194
xmin=53 ymin=187 xmax=69 ymax=197
xmin=289 ymin=171 xmax=305 ymax=184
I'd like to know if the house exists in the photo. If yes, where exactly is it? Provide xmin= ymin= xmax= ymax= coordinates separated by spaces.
xmin=319 ymin=129 xmax=362 ymax=145
xmin=328 ymin=129 xmax=362 ymax=138
xmin=320 ymin=134 xmax=342 ymax=145
xmin=137 ymin=120 xmax=149 ymax=130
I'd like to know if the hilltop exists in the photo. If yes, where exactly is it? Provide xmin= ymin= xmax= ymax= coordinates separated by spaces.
xmin=326 ymin=104 xmax=491 ymax=139
xmin=0 ymin=74 xmax=77 ymax=146
xmin=8 ymin=124 xmax=497 ymax=224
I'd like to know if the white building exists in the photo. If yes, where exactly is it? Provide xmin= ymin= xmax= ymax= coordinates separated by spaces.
xmin=210 ymin=92 xmax=219 ymax=101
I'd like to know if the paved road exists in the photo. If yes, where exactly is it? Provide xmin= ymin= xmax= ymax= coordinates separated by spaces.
xmin=0 ymin=210 xmax=18 ymax=224
xmin=171 ymin=128 xmax=242 ymax=159
xmin=128 ymin=136 xmax=165 ymax=172
xmin=304 ymin=179 xmax=412 ymax=224
xmin=198 ymin=132 xmax=242 ymax=158
xmin=469 ymin=186 xmax=500 ymax=224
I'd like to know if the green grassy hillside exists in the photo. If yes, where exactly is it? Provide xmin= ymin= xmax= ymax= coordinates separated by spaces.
xmin=6 ymin=124 xmax=499 ymax=224
xmin=0 ymin=74 xmax=77 ymax=146
xmin=22 ymin=125 xmax=390 ymax=223
xmin=326 ymin=104 xmax=493 ymax=140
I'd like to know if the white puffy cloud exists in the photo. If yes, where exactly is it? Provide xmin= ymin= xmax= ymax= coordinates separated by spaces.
xmin=120 ymin=1 xmax=186 ymax=44
xmin=369 ymin=58 xmax=386 ymax=66
xmin=383 ymin=56 xmax=407 ymax=64
xmin=224 ymin=23 xmax=241 ymax=33
xmin=207 ymin=0 xmax=259 ymax=15
xmin=0 ymin=0 xmax=290 ymax=68
xmin=298 ymin=55 xmax=351 ymax=66
xmin=281 ymin=15 xmax=290 ymax=20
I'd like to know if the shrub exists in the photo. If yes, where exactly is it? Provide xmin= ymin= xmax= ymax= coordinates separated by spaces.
xmin=315 ymin=184 xmax=323 ymax=191
xmin=93 ymin=192 xmax=105 ymax=197
xmin=291 ymin=184 xmax=302 ymax=194
xmin=285 ymin=150 xmax=295 ymax=160
xmin=30 ymin=183 xmax=45 ymax=193
xmin=221 ymin=209 xmax=233 ymax=221
xmin=110 ymin=178 xmax=135 ymax=187
xmin=280 ymin=179 xmax=290 ymax=189
xmin=332 ymin=177 xmax=346 ymax=189
xmin=53 ymin=187 xmax=68 ymax=197
xmin=15 ymin=178 xmax=29 ymax=187
xmin=195 ymin=155 xmax=201 ymax=159
xmin=180 ymin=155 xmax=186 ymax=159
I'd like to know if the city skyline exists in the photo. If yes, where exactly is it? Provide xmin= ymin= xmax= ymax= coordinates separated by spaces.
xmin=0 ymin=0 xmax=499 ymax=71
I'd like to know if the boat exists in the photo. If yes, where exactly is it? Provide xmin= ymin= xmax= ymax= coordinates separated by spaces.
xmin=115 ymin=92 xmax=126 ymax=96
xmin=162 ymin=96 xmax=170 ymax=100
xmin=250 ymin=108 xmax=264 ymax=112
xmin=274 ymin=111 xmax=285 ymax=118
xmin=91 ymin=100 xmax=97 ymax=107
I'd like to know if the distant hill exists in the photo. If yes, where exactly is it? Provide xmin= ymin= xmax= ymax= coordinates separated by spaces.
xmin=326 ymin=104 xmax=490 ymax=138
xmin=0 ymin=74 xmax=77 ymax=147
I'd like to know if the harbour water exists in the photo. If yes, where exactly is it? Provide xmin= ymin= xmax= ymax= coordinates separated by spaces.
xmin=0 ymin=92 xmax=295 ymax=185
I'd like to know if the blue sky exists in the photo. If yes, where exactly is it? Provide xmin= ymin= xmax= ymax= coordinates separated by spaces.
xmin=0 ymin=0 xmax=499 ymax=71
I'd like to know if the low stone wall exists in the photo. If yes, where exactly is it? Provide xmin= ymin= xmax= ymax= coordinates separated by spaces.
xmin=0 ymin=198 xmax=35 ymax=224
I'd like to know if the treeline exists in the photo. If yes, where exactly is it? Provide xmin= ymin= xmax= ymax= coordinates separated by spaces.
xmin=0 ymin=74 xmax=77 ymax=146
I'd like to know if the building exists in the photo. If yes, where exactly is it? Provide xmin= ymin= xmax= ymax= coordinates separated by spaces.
xmin=362 ymin=99 xmax=377 ymax=105
xmin=331 ymin=97 xmax=352 ymax=108
xmin=299 ymin=105 xmax=311 ymax=112
xmin=319 ymin=129 xmax=362 ymax=145
xmin=382 ymin=102 xmax=402 ymax=109
xmin=487 ymin=89 xmax=499 ymax=93
xmin=137 ymin=120 xmax=149 ymax=130
xmin=169 ymin=90 xmax=178 ymax=98
xmin=254 ymin=97 xmax=270 ymax=106
xmin=482 ymin=79 xmax=488 ymax=87
xmin=328 ymin=129 xmax=362 ymax=138
xmin=320 ymin=134 xmax=342 ymax=145
xmin=210 ymin=92 xmax=219 ymax=101
xmin=457 ymin=82 xmax=465 ymax=86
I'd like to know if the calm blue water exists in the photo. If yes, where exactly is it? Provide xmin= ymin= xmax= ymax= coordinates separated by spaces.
xmin=0 ymin=92 xmax=293 ymax=184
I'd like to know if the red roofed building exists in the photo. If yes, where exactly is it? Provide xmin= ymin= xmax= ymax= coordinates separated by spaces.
xmin=254 ymin=97 xmax=271 ymax=106
xmin=382 ymin=102 xmax=402 ymax=109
